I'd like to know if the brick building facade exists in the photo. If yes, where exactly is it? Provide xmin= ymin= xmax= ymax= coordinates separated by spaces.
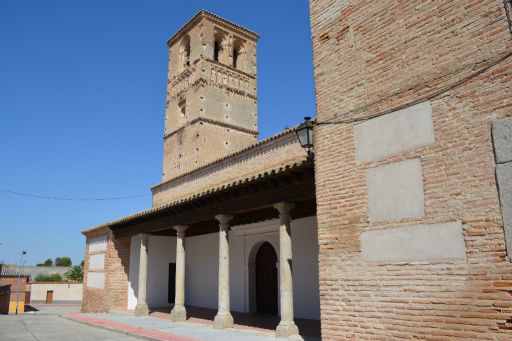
xmin=81 ymin=5 xmax=512 ymax=340
xmin=310 ymin=0 xmax=512 ymax=339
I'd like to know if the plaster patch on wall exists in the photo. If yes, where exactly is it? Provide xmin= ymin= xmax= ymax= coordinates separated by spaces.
xmin=89 ymin=235 xmax=108 ymax=253
xmin=354 ymin=101 xmax=435 ymax=164
xmin=492 ymin=117 xmax=512 ymax=164
xmin=87 ymin=272 xmax=105 ymax=289
xmin=366 ymin=158 xmax=425 ymax=222
xmin=89 ymin=254 xmax=105 ymax=270
xmin=497 ymin=163 xmax=512 ymax=258
xmin=361 ymin=221 xmax=466 ymax=262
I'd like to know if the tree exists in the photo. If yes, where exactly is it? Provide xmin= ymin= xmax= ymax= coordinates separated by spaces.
xmin=36 ymin=258 xmax=53 ymax=266
xmin=34 ymin=273 xmax=63 ymax=282
xmin=54 ymin=257 xmax=72 ymax=267
xmin=64 ymin=265 xmax=83 ymax=282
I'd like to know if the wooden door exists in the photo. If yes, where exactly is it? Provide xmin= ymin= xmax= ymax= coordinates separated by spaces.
xmin=168 ymin=263 xmax=176 ymax=304
xmin=256 ymin=242 xmax=278 ymax=314
xmin=46 ymin=290 xmax=53 ymax=304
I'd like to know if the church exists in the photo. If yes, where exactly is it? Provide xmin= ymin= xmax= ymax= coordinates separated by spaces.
xmin=82 ymin=3 xmax=512 ymax=340
xmin=81 ymin=10 xmax=319 ymax=340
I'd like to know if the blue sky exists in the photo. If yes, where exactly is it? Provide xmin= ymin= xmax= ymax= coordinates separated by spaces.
xmin=0 ymin=1 xmax=315 ymax=266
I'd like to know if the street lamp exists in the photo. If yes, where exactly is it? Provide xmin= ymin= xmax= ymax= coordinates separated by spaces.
xmin=15 ymin=250 xmax=26 ymax=315
xmin=295 ymin=116 xmax=314 ymax=160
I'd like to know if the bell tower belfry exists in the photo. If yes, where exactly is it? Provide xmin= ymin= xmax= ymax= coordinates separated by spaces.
xmin=162 ymin=11 xmax=259 ymax=181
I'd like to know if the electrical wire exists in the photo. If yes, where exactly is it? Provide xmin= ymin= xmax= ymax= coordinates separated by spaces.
xmin=316 ymin=50 xmax=512 ymax=126
xmin=0 ymin=189 xmax=149 ymax=201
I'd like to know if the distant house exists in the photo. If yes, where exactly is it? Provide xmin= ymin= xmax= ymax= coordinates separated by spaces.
xmin=2 ymin=265 xmax=82 ymax=304
xmin=0 ymin=264 xmax=30 ymax=313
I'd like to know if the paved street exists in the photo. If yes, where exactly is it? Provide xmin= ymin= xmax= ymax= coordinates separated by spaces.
xmin=0 ymin=304 xmax=142 ymax=341
xmin=0 ymin=313 xmax=142 ymax=341
xmin=0 ymin=305 xmax=297 ymax=341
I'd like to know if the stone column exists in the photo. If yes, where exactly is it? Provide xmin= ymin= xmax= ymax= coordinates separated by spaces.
xmin=171 ymin=225 xmax=188 ymax=321
xmin=213 ymin=214 xmax=234 ymax=329
xmin=274 ymin=203 xmax=300 ymax=338
xmin=135 ymin=234 xmax=150 ymax=316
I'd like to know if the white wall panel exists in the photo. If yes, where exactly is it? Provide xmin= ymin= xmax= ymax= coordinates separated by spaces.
xmin=354 ymin=101 xmax=435 ymax=163
xmin=87 ymin=272 xmax=104 ymax=289
xmin=89 ymin=235 xmax=108 ymax=253
xmin=361 ymin=221 xmax=467 ymax=262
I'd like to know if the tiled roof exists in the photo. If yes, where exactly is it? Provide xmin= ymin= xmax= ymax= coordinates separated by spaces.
xmin=0 ymin=266 xmax=30 ymax=278
xmin=82 ymin=158 xmax=309 ymax=234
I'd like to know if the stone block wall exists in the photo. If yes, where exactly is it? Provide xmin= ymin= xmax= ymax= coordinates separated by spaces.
xmin=153 ymin=130 xmax=307 ymax=206
xmin=81 ymin=227 xmax=131 ymax=312
xmin=310 ymin=0 xmax=512 ymax=339
xmin=163 ymin=120 xmax=257 ymax=180
xmin=162 ymin=12 xmax=259 ymax=181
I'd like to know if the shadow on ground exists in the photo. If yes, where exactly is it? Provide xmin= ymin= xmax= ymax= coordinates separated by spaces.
xmin=149 ymin=305 xmax=321 ymax=340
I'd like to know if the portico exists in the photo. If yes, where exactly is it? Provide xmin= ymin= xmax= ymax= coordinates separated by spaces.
xmin=112 ymin=160 xmax=318 ymax=339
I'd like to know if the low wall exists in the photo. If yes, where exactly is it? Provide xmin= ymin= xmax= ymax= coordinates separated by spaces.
xmin=30 ymin=282 xmax=83 ymax=303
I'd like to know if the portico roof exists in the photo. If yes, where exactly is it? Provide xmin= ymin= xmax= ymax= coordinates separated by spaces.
xmin=82 ymin=158 xmax=315 ymax=237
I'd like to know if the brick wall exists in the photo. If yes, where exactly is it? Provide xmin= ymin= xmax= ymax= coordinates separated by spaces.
xmin=0 ymin=277 xmax=28 ymax=303
xmin=310 ymin=0 xmax=512 ymax=339
xmin=105 ymin=235 xmax=131 ymax=311
xmin=153 ymin=129 xmax=307 ymax=206
xmin=81 ymin=227 xmax=131 ymax=312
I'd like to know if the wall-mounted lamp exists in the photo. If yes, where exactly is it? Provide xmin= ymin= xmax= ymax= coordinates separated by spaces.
xmin=295 ymin=116 xmax=314 ymax=161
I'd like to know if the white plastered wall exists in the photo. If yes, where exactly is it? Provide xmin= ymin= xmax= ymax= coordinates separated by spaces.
xmin=127 ymin=216 xmax=320 ymax=320
xmin=128 ymin=235 xmax=177 ymax=310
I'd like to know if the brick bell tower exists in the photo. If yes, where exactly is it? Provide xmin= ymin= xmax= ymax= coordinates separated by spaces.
xmin=162 ymin=11 xmax=259 ymax=181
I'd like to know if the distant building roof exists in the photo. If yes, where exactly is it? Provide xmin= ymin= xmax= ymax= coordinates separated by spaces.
xmin=0 ymin=265 xmax=70 ymax=279
xmin=0 ymin=264 xmax=30 ymax=278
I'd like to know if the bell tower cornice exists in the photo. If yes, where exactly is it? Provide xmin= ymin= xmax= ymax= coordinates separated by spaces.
xmin=167 ymin=10 xmax=259 ymax=48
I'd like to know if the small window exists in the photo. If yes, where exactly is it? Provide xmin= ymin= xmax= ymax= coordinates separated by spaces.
xmin=178 ymin=100 xmax=186 ymax=118
xmin=232 ymin=46 xmax=239 ymax=68
xmin=214 ymin=39 xmax=221 ymax=62
xmin=181 ymin=36 xmax=191 ymax=69
xmin=185 ymin=47 xmax=190 ymax=66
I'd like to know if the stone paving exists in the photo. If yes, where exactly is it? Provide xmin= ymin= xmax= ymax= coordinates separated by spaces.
xmin=64 ymin=312 xmax=287 ymax=341
xmin=2 ymin=304 xmax=318 ymax=340
xmin=0 ymin=313 xmax=141 ymax=341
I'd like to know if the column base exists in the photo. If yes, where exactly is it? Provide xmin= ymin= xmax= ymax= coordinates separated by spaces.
xmin=213 ymin=312 xmax=234 ymax=329
xmin=170 ymin=305 xmax=187 ymax=322
xmin=276 ymin=321 xmax=302 ymax=339
xmin=134 ymin=303 xmax=149 ymax=317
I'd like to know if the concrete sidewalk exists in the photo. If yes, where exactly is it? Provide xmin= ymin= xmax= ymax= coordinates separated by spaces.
xmin=63 ymin=312 xmax=293 ymax=341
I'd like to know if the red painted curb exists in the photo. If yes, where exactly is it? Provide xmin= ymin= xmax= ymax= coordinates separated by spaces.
xmin=63 ymin=312 xmax=201 ymax=341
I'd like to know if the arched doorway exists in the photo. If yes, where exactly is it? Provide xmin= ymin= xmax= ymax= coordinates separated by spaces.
xmin=255 ymin=242 xmax=278 ymax=314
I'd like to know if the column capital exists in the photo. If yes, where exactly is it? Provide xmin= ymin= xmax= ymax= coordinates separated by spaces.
xmin=139 ymin=233 xmax=150 ymax=242
xmin=215 ymin=214 xmax=234 ymax=224
xmin=274 ymin=202 xmax=295 ymax=215
xmin=173 ymin=225 xmax=189 ymax=235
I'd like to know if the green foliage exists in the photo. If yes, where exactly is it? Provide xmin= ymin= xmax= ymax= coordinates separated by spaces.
xmin=36 ymin=258 xmax=53 ymax=267
xmin=64 ymin=265 xmax=83 ymax=282
xmin=34 ymin=273 xmax=63 ymax=282
xmin=54 ymin=257 xmax=72 ymax=267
